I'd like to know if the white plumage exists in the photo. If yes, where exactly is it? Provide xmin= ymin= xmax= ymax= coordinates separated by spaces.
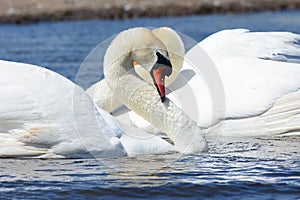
xmin=1 ymin=28 xmax=300 ymax=158
xmin=109 ymin=29 xmax=300 ymax=136
xmin=185 ymin=29 xmax=300 ymax=136
xmin=0 ymin=60 xmax=173 ymax=158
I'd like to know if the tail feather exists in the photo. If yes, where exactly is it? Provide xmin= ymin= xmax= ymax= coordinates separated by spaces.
xmin=0 ymin=133 xmax=47 ymax=157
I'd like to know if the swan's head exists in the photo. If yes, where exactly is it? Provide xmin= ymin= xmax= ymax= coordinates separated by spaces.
xmin=132 ymin=48 xmax=172 ymax=102
xmin=133 ymin=27 xmax=185 ymax=96
xmin=105 ymin=27 xmax=173 ymax=102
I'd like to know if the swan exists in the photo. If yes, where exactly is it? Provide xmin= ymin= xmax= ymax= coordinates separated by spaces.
xmin=188 ymin=29 xmax=300 ymax=136
xmin=86 ymin=27 xmax=185 ymax=113
xmin=103 ymin=27 xmax=206 ymax=153
xmin=88 ymin=28 xmax=300 ymax=137
xmin=0 ymin=28 xmax=208 ymax=158
xmin=0 ymin=60 xmax=177 ymax=158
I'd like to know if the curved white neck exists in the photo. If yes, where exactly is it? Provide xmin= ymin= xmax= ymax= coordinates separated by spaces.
xmin=105 ymin=53 xmax=207 ymax=153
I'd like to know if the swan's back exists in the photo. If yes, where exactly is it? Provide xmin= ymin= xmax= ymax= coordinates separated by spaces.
xmin=179 ymin=29 xmax=300 ymax=136
xmin=0 ymin=60 xmax=126 ymax=158
xmin=0 ymin=60 xmax=174 ymax=157
xmin=163 ymin=29 xmax=300 ymax=137
xmin=199 ymin=29 xmax=300 ymax=119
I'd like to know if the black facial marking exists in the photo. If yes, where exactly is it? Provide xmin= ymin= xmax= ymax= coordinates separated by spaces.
xmin=155 ymin=52 xmax=172 ymax=76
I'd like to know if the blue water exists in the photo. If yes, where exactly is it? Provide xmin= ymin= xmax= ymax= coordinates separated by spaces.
xmin=0 ymin=11 xmax=300 ymax=199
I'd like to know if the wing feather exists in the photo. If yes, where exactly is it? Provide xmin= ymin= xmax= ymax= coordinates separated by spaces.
xmin=201 ymin=29 xmax=300 ymax=62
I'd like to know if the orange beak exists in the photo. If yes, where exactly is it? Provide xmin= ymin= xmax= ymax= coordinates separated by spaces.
xmin=133 ymin=60 xmax=139 ymax=67
xmin=133 ymin=52 xmax=172 ymax=102
xmin=151 ymin=66 xmax=168 ymax=102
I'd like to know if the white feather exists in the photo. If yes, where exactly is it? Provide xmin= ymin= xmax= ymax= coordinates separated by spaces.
xmin=0 ymin=60 xmax=173 ymax=158
xmin=175 ymin=29 xmax=300 ymax=135
xmin=118 ymin=29 xmax=300 ymax=137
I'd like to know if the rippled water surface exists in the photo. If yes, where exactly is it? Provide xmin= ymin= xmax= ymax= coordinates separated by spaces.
xmin=0 ymin=11 xmax=300 ymax=199
xmin=1 ymin=137 xmax=299 ymax=199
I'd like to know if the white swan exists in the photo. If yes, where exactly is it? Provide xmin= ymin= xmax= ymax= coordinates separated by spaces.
xmin=88 ymin=28 xmax=300 ymax=137
xmin=0 ymin=28 xmax=208 ymax=158
xmin=0 ymin=60 xmax=176 ymax=158
xmin=87 ymin=27 xmax=185 ymax=113
xmin=103 ymin=27 xmax=206 ymax=153
xmin=176 ymin=29 xmax=300 ymax=136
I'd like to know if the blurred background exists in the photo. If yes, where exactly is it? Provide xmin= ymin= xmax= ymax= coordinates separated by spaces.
xmin=1 ymin=0 xmax=300 ymax=24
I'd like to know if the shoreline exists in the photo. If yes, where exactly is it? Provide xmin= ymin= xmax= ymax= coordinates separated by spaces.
xmin=1 ymin=0 xmax=300 ymax=24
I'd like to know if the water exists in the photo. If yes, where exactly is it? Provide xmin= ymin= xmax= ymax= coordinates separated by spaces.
xmin=0 ymin=11 xmax=300 ymax=199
